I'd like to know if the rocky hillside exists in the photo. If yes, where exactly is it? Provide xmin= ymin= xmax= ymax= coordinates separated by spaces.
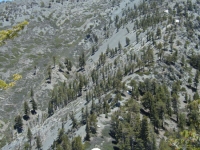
xmin=0 ymin=0 xmax=200 ymax=149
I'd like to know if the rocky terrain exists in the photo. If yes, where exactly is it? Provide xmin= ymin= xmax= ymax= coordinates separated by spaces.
xmin=0 ymin=0 xmax=200 ymax=149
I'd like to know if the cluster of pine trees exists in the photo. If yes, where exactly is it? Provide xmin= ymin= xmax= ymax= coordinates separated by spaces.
xmin=14 ymin=89 xmax=37 ymax=133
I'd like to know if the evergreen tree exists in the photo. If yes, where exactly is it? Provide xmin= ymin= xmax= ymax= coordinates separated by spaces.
xmin=172 ymin=93 xmax=179 ymax=122
xmin=140 ymin=117 xmax=149 ymax=149
xmin=142 ymin=92 xmax=154 ymax=113
xmin=36 ymin=135 xmax=42 ymax=150
xmin=193 ymin=92 xmax=199 ymax=100
xmin=194 ymin=70 xmax=199 ymax=89
xmin=126 ymin=37 xmax=130 ymax=46
xmin=53 ymin=56 xmax=56 ymax=68
xmin=134 ymin=138 xmax=145 ymax=150
xmin=70 ymin=112 xmax=77 ymax=128
xmin=67 ymin=60 xmax=72 ymax=71
xmin=32 ymin=99 xmax=37 ymax=114
xmin=156 ymin=27 xmax=161 ymax=39
xmin=48 ymin=101 xmax=54 ymax=117
xmin=159 ymin=138 xmax=171 ymax=150
xmin=24 ymin=142 xmax=30 ymax=150
xmin=72 ymin=136 xmax=84 ymax=150
xmin=85 ymin=119 xmax=90 ymax=141
xmin=27 ymin=127 xmax=32 ymax=145
xmin=118 ymin=41 xmax=122 ymax=50
xmin=62 ymin=134 xmax=71 ymax=150
xmin=14 ymin=115 xmax=23 ymax=133
xmin=185 ymin=93 xmax=188 ymax=103
xmin=79 ymin=52 xmax=86 ymax=69
xmin=57 ymin=128 xmax=64 ymax=144
xmin=178 ymin=113 xmax=186 ymax=130
xmin=24 ymin=101 xmax=30 ymax=118
xmin=30 ymin=88 xmax=34 ymax=99
xmin=89 ymin=113 xmax=97 ymax=134
xmin=136 ymin=31 xmax=139 ymax=44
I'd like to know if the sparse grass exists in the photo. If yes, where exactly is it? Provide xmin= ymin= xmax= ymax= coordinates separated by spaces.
xmin=0 ymin=123 xmax=3 ymax=129
xmin=4 ymin=105 xmax=15 ymax=112
xmin=71 ymin=20 xmax=85 ymax=28
xmin=101 ymin=141 xmax=114 ymax=150
xmin=0 ymin=137 xmax=6 ymax=149
xmin=135 ymin=71 xmax=150 ymax=76
xmin=0 ymin=56 xmax=7 ymax=62
xmin=11 ymin=47 xmax=20 ymax=56
xmin=52 ymin=36 xmax=63 ymax=49
xmin=101 ymin=126 xmax=110 ymax=137
xmin=27 ymin=54 xmax=37 ymax=59
xmin=39 ymin=31 xmax=44 ymax=36
xmin=84 ymin=141 xmax=91 ymax=149
xmin=34 ymin=38 xmax=43 ymax=45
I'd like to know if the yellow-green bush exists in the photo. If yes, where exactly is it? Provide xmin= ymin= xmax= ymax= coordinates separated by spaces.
xmin=0 ymin=74 xmax=22 ymax=89
xmin=13 ymin=74 xmax=22 ymax=81
xmin=0 ymin=80 xmax=7 ymax=89
xmin=0 ymin=20 xmax=29 ymax=45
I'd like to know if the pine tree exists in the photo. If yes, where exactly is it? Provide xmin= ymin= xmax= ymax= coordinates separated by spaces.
xmin=142 ymin=92 xmax=154 ymax=113
xmin=24 ymin=142 xmax=30 ymax=150
xmin=126 ymin=37 xmax=130 ymax=46
xmin=62 ymin=134 xmax=71 ymax=150
xmin=67 ymin=60 xmax=72 ymax=71
xmin=27 ymin=127 xmax=32 ymax=145
xmin=79 ymin=52 xmax=85 ymax=69
xmin=14 ymin=115 xmax=23 ymax=133
xmin=136 ymin=32 xmax=139 ymax=43
xmin=57 ymin=128 xmax=64 ymax=144
xmin=172 ymin=93 xmax=179 ymax=122
xmin=185 ymin=93 xmax=188 ymax=103
xmin=140 ymin=117 xmax=149 ymax=149
xmin=24 ymin=101 xmax=30 ymax=118
xmin=85 ymin=106 xmax=89 ymax=119
xmin=156 ymin=27 xmax=161 ymax=39
xmin=30 ymin=88 xmax=34 ymax=99
xmin=53 ymin=56 xmax=56 ymax=68
xmin=159 ymin=138 xmax=171 ymax=150
xmin=89 ymin=113 xmax=97 ymax=134
xmin=193 ymin=92 xmax=199 ymax=100
xmin=85 ymin=119 xmax=90 ymax=141
xmin=48 ymin=101 xmax=54 ymax=117
xmin=194 ymin=70 xmax=199 ymax=89
xmin=70 ymin=112 xmax=77 ymax=128
xmin=72 ymin=136 xmax=84 ymax=150
xmin=36 ymin=135 xmax=42 ymax=150
xmin=178 ymin=113 xmax=186 ymax=130
xmin=32 ymin=99 xmax=37 ymax=114
xmin=118 ymin=41 xmax=122 ymax=50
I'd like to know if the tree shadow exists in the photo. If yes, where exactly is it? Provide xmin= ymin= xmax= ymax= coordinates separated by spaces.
xmin=31 ymin=110 xmax=37 ymax=115
xmin=58 ymin=69 xmax=64 ymax=72
xmin=124 ymin=44 xmax=129 ymax=47
xmin=113 ymin=146 xmax=120 ymax=150
xmin=140 ymin=108 xmax=150 ymax=117
xmin=46 ymin=80 xmax=51 ymax=84
xmin=183 ymin=100 xmax=187 ymax=103
xmin=23 ymin=115 xmax=30 ymax=121
xmin=17 ymin=127 xmax=23 ymax=133
xmin=112 ymin=140 xmax=117 ymax=144
xmin=121 ymin=93 xmax=126 ymax=97
xmin=186 ymin=85 xmax=196 ymax=92
xmin=77 ymin=68 xmax=85 ymax=72
xmin=170 ymin=117 xmax=177 ymax=123
xmin=109 ymin=130 xmax=115 ymax=139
